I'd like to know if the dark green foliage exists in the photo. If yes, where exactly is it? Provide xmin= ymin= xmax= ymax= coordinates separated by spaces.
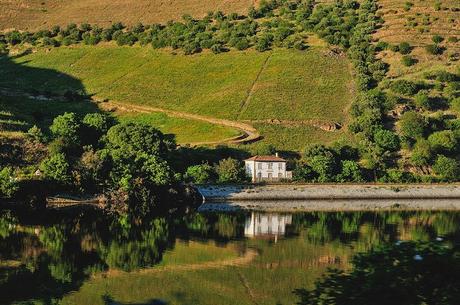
xmin=0 ymin=167 xmax=18 ymax=198
xmin=433 ymin=155 xmax=460 ymax=181
xmin=215 ymin=158 xmax=247 ymax=183
xmin=432 ymin=34 xmax=444 ymax=44
xmin=295 ymin=241 xmax=460 ymax=305
xmin=374 ymin=129 xmax=400 ymax=152
xmin=185 ymin=163 xmax=216 ymax=184
xmin=425 ymin=44 xmax=444 ymax=55
xmin=336 ymin=160 xmax=364 ymax=182
xmin=400 ymin=111 xmax=426 ymax=139
xmin=411 ymin=139 xmax=432 ymax=167
xmin=39 ymin=153 xmax=71 ymax=184
xmin=401 ymin=55 xmax=417 ymax=66
xmin=50 ymin=112 xmax=81 ymax=144
xmin=428 ymin=130 xmax=457 ymax=154
xmin=390 ymin=80 xmax=419 ymax=96
xmin=414 ymin=91 xmax=432 ymax=110
xmin=399 ymin=42 xmax=412 ymax=54
xmin=292 ymin=161 xmax=316 ymax=182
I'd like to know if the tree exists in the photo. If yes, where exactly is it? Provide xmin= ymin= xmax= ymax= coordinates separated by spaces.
xmin=411 ymin=139 xmax=432 ymax=167
xmin=185 ymin=164 xmax=216 ymax=184
xmin=215 ymin=158 xmax=247 ymax=183
xmin=336 ymin=160 xmax=364 ymax=182
xmin=107 ymin=122 xmax=170 ymax=157
xmin=292 ymin=161 xmax=316 ymax=182
xmin=374 ymin=129 xmax=400 ymax=152
xmin=40 ymin=153 xmax=71 ymax=184
xmin=401 ymin=55 xmax=417 ymax=67
xmin=428 ymin=130 xmax=457 ymax=154
xmin=432 ymin=34 xmax=444 ymax=44
xmin=432 ymin=155 xmax=460 ymax=181
xmin=390 ymin=80 xmax=419 ymax=96
xmin=399 ymin=111 xmax=426 ymax=139
xmin=0 ymin=167 xmax=18 ymax=198
xmin=295 ymin=241 xmax=460 ymax=305
xmin=50 ymin=112 xmax=81 ymax=143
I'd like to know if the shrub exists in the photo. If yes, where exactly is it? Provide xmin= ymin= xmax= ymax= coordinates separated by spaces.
xmin=427 ymin=130 xmax=457 ymax=153
xmin=399 ymin=42 xmax=412 ymax=54
xmin=50 ymin=112 xmax=81 ymax=143
xmin=425 ymin=44 xmax=444 ymax=55
xmin=185 ymin=163 xmax=216 ymax=184
xmin=215 ymin=158 xmax=247 ymax=183
xmin=390 ymin=80 xmax=419 ymax=96
xmin=336 ymin=160 xmax=364 ymax=182
xmin=401 ymin=55 xmax=417 ymax=67
xmin=411 ymin=139 xmax=432 ymax=167
xmin=0 ymin=167 xmax=18 ymax=198
xmin=432 ymin=35 xmax=444 ymax=44
xmin=400 ymin=111 xmax=426 ymax=139
xmin=414 ymin=91 xmax=432 ymax=110
xmin=432 ymin=155 xmax=459 ymax=181
xmin=292 ymin=161 xmax=316 ymax=182
xmin=450 ymin=97 xmax=460 ymax=113
xmin=40 ymin=153 xmax=71 ymax=184
xmin=374 ymin=129 xmax=400 ymax=152
xmin=234 ymin=38 xmax=250 ymax=50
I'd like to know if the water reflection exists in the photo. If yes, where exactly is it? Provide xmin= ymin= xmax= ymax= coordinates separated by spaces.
xmin=244 ymin=212 xmax=292 ymax=240
xmin=0 ymin=209 xmax=459 ymax=305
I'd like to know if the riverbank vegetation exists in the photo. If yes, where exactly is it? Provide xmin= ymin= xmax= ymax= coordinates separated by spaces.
xmin=1 ymin=0 xmax=460 ymax=204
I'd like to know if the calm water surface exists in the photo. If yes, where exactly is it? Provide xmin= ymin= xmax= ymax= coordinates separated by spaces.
xmin=1 ymin=208 xmax=459 ymax=305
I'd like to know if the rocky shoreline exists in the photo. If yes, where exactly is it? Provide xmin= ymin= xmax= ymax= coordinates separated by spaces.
xmin=197 ymin=184 xmax=460 ymax=211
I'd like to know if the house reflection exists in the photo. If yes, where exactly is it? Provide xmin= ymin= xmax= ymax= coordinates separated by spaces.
xmin=244 ymin=212 xmax=292 ymax=241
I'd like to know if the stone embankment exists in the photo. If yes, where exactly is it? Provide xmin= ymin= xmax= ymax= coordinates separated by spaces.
xmin=197 ymin=184 xmax=460 ymax=211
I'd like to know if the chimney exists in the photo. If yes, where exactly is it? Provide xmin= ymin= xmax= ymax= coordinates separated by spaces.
xmin=275 ymin=152 xmax=279 ymax=157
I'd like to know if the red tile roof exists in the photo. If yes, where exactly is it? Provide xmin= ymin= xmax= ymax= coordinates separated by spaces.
xmin=244 ymin=155 xmax=286 ymax=162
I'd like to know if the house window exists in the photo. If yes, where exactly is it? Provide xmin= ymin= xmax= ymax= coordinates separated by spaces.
xmin=268 ymin=162 xmax=273 ymax=169
xmin=268 ymin=173 xmax=273 ymax=180
xmin=257 ymin=172 xmax=262 ymax=181
xmin=258 ymin=162 xmax=262 ymax=170
xmin=278 ymin=163 xmax=283 ymax=170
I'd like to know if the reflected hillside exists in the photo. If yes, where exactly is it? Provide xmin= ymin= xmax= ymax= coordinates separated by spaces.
xmin=1 ymin=210 xmax=460 ymax=305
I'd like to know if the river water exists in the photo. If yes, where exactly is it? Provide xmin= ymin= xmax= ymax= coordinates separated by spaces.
xmin=1 ymin=208 xmax=459 ymax=305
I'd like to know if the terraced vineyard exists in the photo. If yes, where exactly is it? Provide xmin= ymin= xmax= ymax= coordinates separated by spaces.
xmin=375 ymin=0 xmax=460 ymax=79
xmin=0 ymin=0 xmax=253 ymax=31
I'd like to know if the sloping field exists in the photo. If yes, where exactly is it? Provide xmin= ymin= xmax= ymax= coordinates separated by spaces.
xmin=375 ymin=0 xmax=460 ymax=79
xmin=0 ymin=0 xmax=253 ymax=31
xmin=0 ymin=44 xmax=354 ymax=150
xmin=1 ymin=45 xmax=353 ymax=122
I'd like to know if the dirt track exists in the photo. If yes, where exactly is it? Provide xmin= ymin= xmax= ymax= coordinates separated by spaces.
xmin=102 ymin=101 xmax=262 ymax=146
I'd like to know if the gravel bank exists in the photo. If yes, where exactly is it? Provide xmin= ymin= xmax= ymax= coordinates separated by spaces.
xmin=197 ymin=184 xmax=460 ymax=211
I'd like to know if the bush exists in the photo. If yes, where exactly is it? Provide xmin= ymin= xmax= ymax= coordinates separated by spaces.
xmin=390 ymin=80 xmax=419 ymax=96
xmin=427 ymin=130 xmax=457 ymax=153
xmin=414 ymin=91 xmax=432 ymax=110
xmin=50 ymin=112 xmax=81 ymax=144
xmin=411 ymin=139 xmax=432 ymax=167
xmin=432 ymin=35 xmax=444 ymax=44
xmin=400 ymin=111 xmax=426 ymax=139
xmin=0 ymin=167 xmax=18 ymax=198
xmin=336 ymin=160 xmax=364 ymax=182
xmin=399 ymin=42 xmax=412 ymax=54
xmin=432 ymin=155 xmax=460 ymax=181
xmin=292 ymin=161 xmax=316 ymax=182
xmin=185 ymin=163 xmax=216 ymax=184
xmin=215 ymin=158 xmax=247 ymax=183
xmin=401 ymin=55 xmax=417 ymax=67
xmin=374 ymin=129 xmax=400 ymax=152
xmin=425 ymin=44 xmax=444 ymax=55
xmin=40 ymin=153 xmax=71 ymax=184
xmin=450 ymin=97 xmax=460 ymax=113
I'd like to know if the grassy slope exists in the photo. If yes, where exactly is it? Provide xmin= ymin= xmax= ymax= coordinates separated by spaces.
xmin=0 ymin=0 xmax=253 ymax=31
xmin=1 ymin=44 xmax=353 ymax=150
xmin=118 ymin=112 xmax=241 ymax=144
xmin=375 ymin=0 xmax=460 ymax=80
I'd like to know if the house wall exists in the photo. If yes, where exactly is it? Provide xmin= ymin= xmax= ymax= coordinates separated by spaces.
xmin=244 ymin=160 xmax=288 ymax=182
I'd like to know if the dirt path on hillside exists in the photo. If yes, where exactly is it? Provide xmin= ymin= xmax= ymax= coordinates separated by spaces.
xmin=101 ymin=248 xmax=258 ymax=278
xmin=102 ymin=101 xmax=262 ymax=145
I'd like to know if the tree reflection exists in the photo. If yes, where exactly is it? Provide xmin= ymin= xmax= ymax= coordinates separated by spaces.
xmin=0 ymin=210 xmax=170 ymax=304
xmin=295 ymin=241 xmax=460 ymax=305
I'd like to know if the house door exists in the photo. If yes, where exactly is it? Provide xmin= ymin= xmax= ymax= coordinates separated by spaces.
xmin=268 ymin=173 xmax=272 ymax=180
xmin=257 ymin=172 xmax=262 ymax=181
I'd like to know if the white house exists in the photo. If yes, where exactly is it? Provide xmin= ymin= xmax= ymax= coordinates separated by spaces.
xmin=244 ymin=212 xmax=292 ymax=239
xmin=244 ymin=153 xmax=291 ymax=182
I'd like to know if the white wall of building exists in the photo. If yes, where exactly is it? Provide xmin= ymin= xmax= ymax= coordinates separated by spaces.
xmin=245 ymin=160 xmax=287 ymax=182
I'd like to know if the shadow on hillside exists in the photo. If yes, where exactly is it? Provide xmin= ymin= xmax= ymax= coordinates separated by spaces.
xmin=0 ymin=52 xmax=102 ymax=133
